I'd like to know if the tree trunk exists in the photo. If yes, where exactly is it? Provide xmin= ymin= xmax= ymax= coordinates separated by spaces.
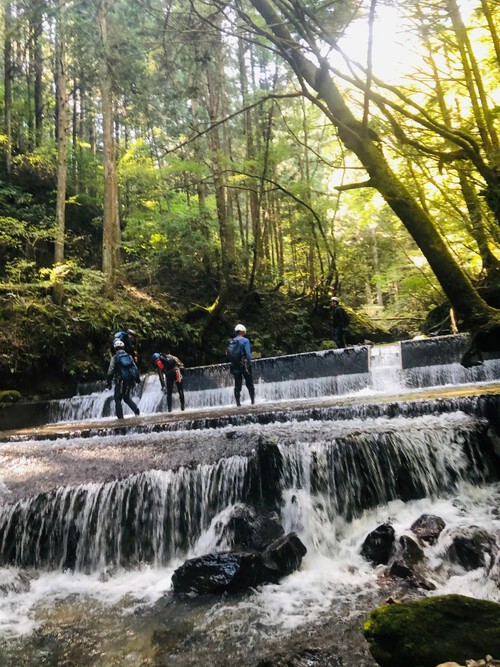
xmin=32 ymin=0 xmax=43 ymax=147
xmin=248 ymin=0 xmax=499 ymax=332
xmin=99 ymin=0 xmax=121 ymax=286
xmin=202 ymin=14 xmax=236 ymax=288
xmin=54 ymin=0 xmax=68 ymax=267
xmin=4 ymin=1 xmax=12 ymax=175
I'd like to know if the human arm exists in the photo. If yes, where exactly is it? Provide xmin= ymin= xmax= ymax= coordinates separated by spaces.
xmin=154 ymin=360 xmax=166 ymax=388
xmin=106 ymin=355 xmax=116 ymax=389
xmin=241 ymin=338 xmax=252 ymax=364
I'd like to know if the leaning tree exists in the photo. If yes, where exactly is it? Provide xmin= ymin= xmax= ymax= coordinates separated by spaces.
xmin=210 ymin=0 xmax=500 ymax=358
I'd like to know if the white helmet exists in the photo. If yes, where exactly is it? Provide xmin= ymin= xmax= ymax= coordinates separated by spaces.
xmin=234 ymin=323 xmax=246 ymax=333
xmin=113 ymin=339 xmax=125 ymax=348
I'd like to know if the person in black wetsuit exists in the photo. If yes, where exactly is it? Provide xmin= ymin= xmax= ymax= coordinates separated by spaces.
xmin=330 ymin=297 xmax=349 ymax=349
xmin=106 ymin=339 xmax=141 ymax=418
xmin=229 ymin=324 xmax=255 ymax=407
xmin=152 ymin=352 xmax=185 ymax=412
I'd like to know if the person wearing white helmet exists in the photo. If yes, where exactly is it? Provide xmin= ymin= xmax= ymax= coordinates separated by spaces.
xmin=106 ymin=339 xmax=141 ymax=419
xmin=228 ymin=323 xmax=255 ymax=407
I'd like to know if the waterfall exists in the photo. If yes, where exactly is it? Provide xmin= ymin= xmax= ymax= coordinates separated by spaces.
xmin=0 ymin=411 xmax=496 ymax=573
xmin=0 ymin=457 xmax=250 ymax=572
xmin=0 ymin=334 xmax=499 ymax=666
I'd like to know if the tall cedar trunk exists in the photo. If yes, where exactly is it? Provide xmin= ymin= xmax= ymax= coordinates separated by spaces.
xmin=203 ymin=15 xmax=236 ymax=287
xmin=249 ymin=0 xmax=499 ymax=330
xmin=32 ymin=0 xmax=43 ymax=147
xmin=99 ymin=0 xmax=121 ymax=285
xmin=237 ymin=34 xmax=258 ymax=277
xmin=4 ymin=1 xmax=12 ymax=175
xmin=458 ymin=169 xmax=500 ymax=276
xmin=54 ymin=0 xmax=68 ymax=266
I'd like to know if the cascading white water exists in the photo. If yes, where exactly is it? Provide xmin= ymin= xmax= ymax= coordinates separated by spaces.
xmin=1 ymin=336 xmax=499 ymax=666
xmin=0 ymin=408 xmax=498 ymax=665
xmin=369 ymin=343 xmax=403 ymax=392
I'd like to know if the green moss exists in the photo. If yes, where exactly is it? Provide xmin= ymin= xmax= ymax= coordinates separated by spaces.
xmin=363 ymin=595 xmax=500 ymax=667
xmin=0 ymin=390 xmax=22 ymax=403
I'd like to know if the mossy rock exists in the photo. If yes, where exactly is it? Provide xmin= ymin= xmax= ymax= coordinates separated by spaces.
xmin=363 ymin=594 xmax=500 ymax=667
xmin=0 ymin=390 xmax=22 ymax=404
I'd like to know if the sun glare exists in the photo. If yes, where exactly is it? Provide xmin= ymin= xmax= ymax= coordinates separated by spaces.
xmin=338 ymin=5 xmax=421 ymax=83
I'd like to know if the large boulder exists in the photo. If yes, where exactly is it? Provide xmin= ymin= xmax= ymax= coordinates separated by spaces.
xmin=171 ymin=532 xmax=307 ymax=597
xmin=360 ymin=523 xmax=395 ymax=565
xmin=363 ymin=594 xmax=500 ymax=667
xmin=218 ymin=505 xmax=284 ymax=552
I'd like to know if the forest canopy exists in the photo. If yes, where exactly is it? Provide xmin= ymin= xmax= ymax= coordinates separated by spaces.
xmin=0 ymin=0 xmax=499 ymax=394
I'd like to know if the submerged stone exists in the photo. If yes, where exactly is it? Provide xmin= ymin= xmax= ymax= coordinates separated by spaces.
xmin=363 ymin=594 xmax=500 ymax=667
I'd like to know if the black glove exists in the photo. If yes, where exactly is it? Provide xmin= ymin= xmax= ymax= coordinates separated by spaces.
xmin=106 ymin=380 xmax=112 ymax=390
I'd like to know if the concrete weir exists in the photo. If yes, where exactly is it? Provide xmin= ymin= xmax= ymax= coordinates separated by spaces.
xmin=2 ymin=333 xmax=500 ymax=432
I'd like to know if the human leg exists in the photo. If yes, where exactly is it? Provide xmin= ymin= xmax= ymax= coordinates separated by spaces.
xmin=165 ymin=372 xmax=175 ymax=411
xmin=242 ymin=366 xmax=255 ymax=404
xmin=122 ymin=381 xmax=140 ymax=416
xmin=113 ymin=382 xmax=124 ymax=419
xmin=233 ymin=369 xmax=243 ymax=406
xmin=176 ymin=380 xmax=185 ymax=410
xmin=332 ymin=327 xmax=346 ymax=349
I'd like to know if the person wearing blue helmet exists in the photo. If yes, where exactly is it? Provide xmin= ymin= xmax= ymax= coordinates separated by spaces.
xmin=152 ymin=351 xmax=185 ymax=412
xmin=110 ymin=328 xmax=138 ymax=362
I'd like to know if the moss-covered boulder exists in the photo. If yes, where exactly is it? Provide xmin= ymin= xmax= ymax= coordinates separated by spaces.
xmin=0 ymin=390 xmax=22 ymax=403
xmin=363 ymin=595 xmax=500 ymax=667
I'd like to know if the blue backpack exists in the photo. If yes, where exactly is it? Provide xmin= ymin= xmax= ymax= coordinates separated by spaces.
xmin=116 ymin=351 xmax=140 ymax=382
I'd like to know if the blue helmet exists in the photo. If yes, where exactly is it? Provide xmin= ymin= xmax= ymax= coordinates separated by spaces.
xmin=152 ymin=352 xmax=160 ymax=362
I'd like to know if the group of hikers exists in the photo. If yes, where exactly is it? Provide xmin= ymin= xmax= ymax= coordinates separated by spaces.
xmin=105 ymin=296 xmax=348 ymax=419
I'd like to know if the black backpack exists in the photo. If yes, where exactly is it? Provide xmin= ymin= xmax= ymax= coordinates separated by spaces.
xmin=159 ymin=353 xmax=177 ymax=371
xmin=227 ymin=338 xmax=243 ymax=365
xmin=116 ymin=351 xmax=140 ymax=382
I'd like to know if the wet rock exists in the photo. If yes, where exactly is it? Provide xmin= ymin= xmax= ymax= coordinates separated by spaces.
xmin=363 ymin=594 xmax=500 ymax=667
xmin=218 ymin=505 xmax=284 ymax=552
xmin=361 ymin=524 xmax=395 ymax=565
xmin=171 ymin=532 xmax=307 ymax=597
xmin=410 ymin=514 xmax=446 ymax=545
xmin=399 ymin=534 xmax=425 ymax=565
xmin=261 ymin=533 xmax=307 ymax=577
xmin=446 ymin=526 xmax=497 ymax=571
xmin=388 ymin=561 xmax=414 ymax=580
xmin=0 ymin=567 xmax=32 ymax=595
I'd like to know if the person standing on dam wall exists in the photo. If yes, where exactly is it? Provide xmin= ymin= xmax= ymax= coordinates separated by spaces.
xmin=330 ymin=297 xmax=349 ymax=349
xmin=227 ymin=324 xmax=255 ymax=407
xmin=106 ymin=339 xmax=141 ymax=419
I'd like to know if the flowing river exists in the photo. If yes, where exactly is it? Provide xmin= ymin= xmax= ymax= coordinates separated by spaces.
xmin=0 ymin=335 xmax=499 ymax=666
